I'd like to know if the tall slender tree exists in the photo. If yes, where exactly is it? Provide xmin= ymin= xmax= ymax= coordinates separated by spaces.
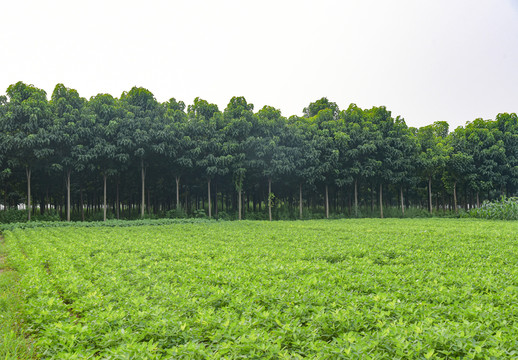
xmin=417 ymin=121 xmax=450 ymax=213
xmin=223 ymin=97 xmax=254 ymax=220
xmin=120 ymin=87 xmax=160 ymax=218
xmin=4 ymin=82 xmax=53 ymax=220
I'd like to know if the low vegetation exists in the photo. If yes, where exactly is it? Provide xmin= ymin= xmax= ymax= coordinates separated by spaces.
xmin=0 ymin=235 xmax=36 ymax=359
xmin=468 ymin=196 xmax=518 ymax=220
xmin=3 ymin=219 xmax=518 ymax=358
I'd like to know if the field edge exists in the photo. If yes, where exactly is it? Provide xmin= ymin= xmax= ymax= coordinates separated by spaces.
xmin=0 ymin=234 xmax=37 ymax=359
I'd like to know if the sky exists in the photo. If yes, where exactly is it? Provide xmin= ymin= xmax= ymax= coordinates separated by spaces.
xmin=1 ymin=0 xmax=517 ymax=129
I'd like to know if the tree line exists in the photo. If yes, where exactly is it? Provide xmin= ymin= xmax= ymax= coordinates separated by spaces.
xmin=0 ymin=81 xmax=517 ymax=221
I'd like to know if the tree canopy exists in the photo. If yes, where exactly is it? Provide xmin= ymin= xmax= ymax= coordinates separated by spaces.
xmin=0 ymin=82 xmax=516 ymax=221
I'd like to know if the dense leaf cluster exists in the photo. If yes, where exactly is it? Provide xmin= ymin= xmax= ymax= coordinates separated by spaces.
xmin=468 ymin=197 xmax=518 ymax=220
xmin=1 ymin=82 xmax=517 ymax=221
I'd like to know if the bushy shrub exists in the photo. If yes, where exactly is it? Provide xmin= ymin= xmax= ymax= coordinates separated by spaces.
xmin=0 ymin=210 xmax=27 ymax=223
xmin=215 ymin=211 xmax=236 ymax=221
xmin=166 ymin=208 xmax=188 ymax=219
xmin=468 ymin=196 xmax=518 ymax=220
xmin=192 ymin=209 xmax=208 ymax=219
xmin=33 ymin=210 xmax=61 ymax=222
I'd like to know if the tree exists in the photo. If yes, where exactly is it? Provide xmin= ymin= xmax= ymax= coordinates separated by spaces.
xmin=0 ymin=95 xmax=12 ymax=210
xmin=120 ymin=87 xmax=161 ymax=218
xmin=223 ymin=96 xmax=254 ymax=220
xmin=49 ymin=84 xmax=92 ymax=221
xmin=303 ymin=97 xmax=340 ymax=119
xmin=3 ymin=82 xmax=53 ymax=220
xmin=287 ymin=117 xmax=317 ymax=219
xmin=254 ymin=106 xmax=295 ymax=221
xmin=154 ymin=98 xmax=190 ymax=211
xmin=462 ymin=119 xmax=507 ymax=206
xmin=189 ymin=99 xmax=228 ymax=218
xmin=496 ymin=113 xmax=518 ymax=195
xmin=367 ymin=107 xmax=417 ymax=217
xmin=417 ymin=121 xmax=450 ymax=213
xmin=88 ymin=93 xmax=128 ymax=220
xmin=342 ymin=105 xmax=379 ymax=216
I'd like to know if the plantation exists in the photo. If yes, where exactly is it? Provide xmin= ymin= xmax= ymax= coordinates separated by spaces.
xmin=2 ymin=219 xmax=518 ymax=359
xmin=1 ymin=83 xmax=517 ymax=223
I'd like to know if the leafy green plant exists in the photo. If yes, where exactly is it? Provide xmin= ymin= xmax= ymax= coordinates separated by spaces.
xmin=468 ymin=196 xmax=518 ymax=220
xmin=0 ymin=237 xmax=36 ymax=359
xmin=166 ymin=208 xmax=187 ymax=219
xmin=0 ymin=210 xmax=28 ymax=224
xmin=192 ymin=208 xmax=208 ymax=219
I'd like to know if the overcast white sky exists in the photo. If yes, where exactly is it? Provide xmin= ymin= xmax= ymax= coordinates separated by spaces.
xmin=1 ymin=0 xmax=517 ymax=129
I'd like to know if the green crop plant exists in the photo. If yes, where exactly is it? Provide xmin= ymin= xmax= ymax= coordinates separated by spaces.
xmin=3 ymin=219 xmax=518 ymax=358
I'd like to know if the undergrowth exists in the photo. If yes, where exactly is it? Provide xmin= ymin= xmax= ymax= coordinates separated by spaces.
xmin=468 ymin=196 xmax=518 ymax=220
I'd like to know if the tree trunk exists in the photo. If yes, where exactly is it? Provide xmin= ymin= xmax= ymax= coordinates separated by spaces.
xmin=208 ymin=178 xmax=212 ymax=218
xmin=103 ymin=174 xmax=107 ymax=221
xmin=299 ymin=183 xmax=303 ymax=220
xmin=453 ymin=181 xmax=458 ymax=214
xmin=26 ymin=166 xmax=31 ymax=221
xmin=80 ymin=189 xmax=85 ymax=221
xmin=428 ymin=176 xmax=433 ymax=214
xmin=379 ymin=183 xmax=384 ymax=219
xmin=268 ymin=177 xmax=272 ymax=221
xmin=400 ymin=186 xmax=404 ymax=216
xmin=215 ymin=182 xmax=218 ymax=218
xmin=175 ymin=176 xmax=180 ymax=210
xmin=116 ymin=180 xmax=120 ymax=220
xmin=325 ymin=184 xmax=329 ymax=219
xmin=238 ymin=187 xmax=242 ymax=220
xmin=476 ymin=191 xmax=480 ymax=208
xmin=354 ymin=179 xmax=358 ymax=217
xmin=141 ymin=159 xmax=145 ymax=218
xmin=371 ymin=184 xmax=374 ymax=212
xmin=147 ymin=189 xmax=151 ymax=215
xmin=66 ymin=170 xmax=71 ymax=222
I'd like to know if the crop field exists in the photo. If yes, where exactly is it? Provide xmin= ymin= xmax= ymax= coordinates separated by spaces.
xmin=3 ymin=219 xmax=518 ymax=359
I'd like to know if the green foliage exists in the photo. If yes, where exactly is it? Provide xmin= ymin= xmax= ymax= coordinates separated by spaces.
xmin=0 ymin=210 xmax=60 ymax=224
xmin=214 ymin=210 xmax=236 ymax=221
xmin=303 ymin=97 xmax=339 ymax=119
xmin=0 ymin=210 xmax=27 ymax=223
xmin=0 ymin=237 xmax=36 ymax=359
xmin=0 ymin=218 xmax=213 ymax=232
xmin=268 ymin=192 xmax=276 ymax=208
xmin=192 ymin=208 xmax=208 ymax=219
xmin=165 ymin=208 xmax=187 ymax=219
xmin=468 ymin=196 xmax=518 ymax=220
xmin=4 ymin=219 xmax=518 ymax=358
xmin=1 ymin=83 xmax=517 ymax=226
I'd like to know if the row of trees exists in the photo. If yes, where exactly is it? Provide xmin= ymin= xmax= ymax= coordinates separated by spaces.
xmin=0 ymin=81 xmax=517 ymax=221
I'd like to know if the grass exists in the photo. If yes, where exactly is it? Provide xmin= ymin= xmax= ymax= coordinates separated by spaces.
xmin=3 ymin=218 xmax=518 ymax=359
